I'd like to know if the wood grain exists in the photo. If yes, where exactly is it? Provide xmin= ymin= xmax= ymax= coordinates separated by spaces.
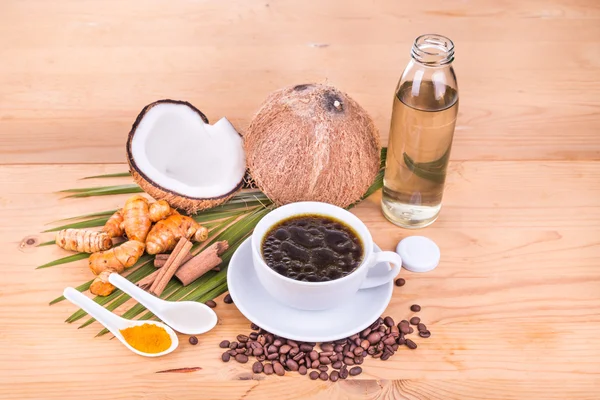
xmin=1 ymin=0 xmax=599 ymax=399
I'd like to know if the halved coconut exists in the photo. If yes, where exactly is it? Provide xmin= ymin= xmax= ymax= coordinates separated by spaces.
xmin=126 ymin=100 xmax=245 ymax=214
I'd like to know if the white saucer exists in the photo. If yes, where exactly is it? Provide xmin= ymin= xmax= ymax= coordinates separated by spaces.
xmin=227 ymin=237 xmax=394 ymax=342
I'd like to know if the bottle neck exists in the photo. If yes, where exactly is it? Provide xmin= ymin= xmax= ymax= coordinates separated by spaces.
xmin=410 ymin=34 xmax=454 ymax=67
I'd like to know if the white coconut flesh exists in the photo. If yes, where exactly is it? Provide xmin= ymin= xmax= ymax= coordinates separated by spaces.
xmin=130 ymin=102 xmax=245 ymax=199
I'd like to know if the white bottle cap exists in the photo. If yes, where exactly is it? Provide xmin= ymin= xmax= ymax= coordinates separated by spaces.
xmin=396 ymin=236 xmax=440 ymax=273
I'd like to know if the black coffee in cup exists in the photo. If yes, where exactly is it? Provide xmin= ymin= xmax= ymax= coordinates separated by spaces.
xmin=262 ymin=214 xmax=364 ymax=282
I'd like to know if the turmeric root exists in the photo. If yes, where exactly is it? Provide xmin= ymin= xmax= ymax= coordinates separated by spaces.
xmin=102 ymin=209 xmax=125 ymax=238
xmin=123 ymin=195 xmax=152 ymax=242
xmin=145 ymin=213 xmax=209 ymax=254
xmin=90 ymin=271 xmax=116 ymax=296
xmin=149 ymin=200 xmax=172 ymax=222
xmin=89 ymin=240 xmax=145 ymax=275
xmin=56 ymin=229 xmax=112 ymax=253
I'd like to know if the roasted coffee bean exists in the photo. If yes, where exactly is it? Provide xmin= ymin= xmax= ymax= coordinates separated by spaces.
xmin=334 ymin=338 xmax=347 ymax=345
xmin=349 ymin=366 xmax=362 ymax=376
xmin=367 ymin=346 xmax=377 ymax=355
xmin=318 ymin=365 xmax=328 ymax=372
xmin=419 ymin=330 xmax=431 ymax=338
xmin=311 ymin=360 xmax=320 ymax=369
xmin=354 ymin=337 xmax=362 ymax=346
xmin=354 ymin=356 xmax=364 ymax=365
xmin=360 ymin=327 xmax=371 ymax=338
xmin=378 ymin=326 xmax=387 ymax=333
xmin=264 ymin=363 xmax=274 ymax=375
xmin=410 ymin=304 xmax=421 ymax=312
xmin=399 ymin=320 xmax=410 ymax=334
xmin=222 ymin=352 xmax=231 ymax=362
xmin=224 ymin=294 xmax=233 ymax=304
xmin=390 ymin=325 xmax=400 ymax=337
xmin=253 ymin=347 xmax=264 ymax=357
xmin=342 ymin=344 xmax=350 ymax=354
xmin=383 ymin=316 xmax=394 ymax=327
xmin=410 ymin=317 xmax=420 ymax=326
xmin=334 ymin=344 xmax=344 ymax=353
xmin=409 ymin=327 xmax=414 ymax=334
xmin=228 ymin=349 xmax=237 ymax=356
xmin=257 ymin=354 xmax=266 ymax=362
xmin=299 ymin=359 xmax=305 ymax=365
xmin=383 ymin=336 xmax=396 ymax=346
xmin=249 ymin=332 xmax=258 ymax=340
xmin=188 ymin=336 xmax=198 ymax=345
xmin=392 ymin=344 xmax=399 ymax=351
xmin=367 ymin=331 xmax=383 ymax=344
xmin=286 ymin=359 xmax=299 ymax=371
xmin=252 ymin=361 xmax=263 ymax=373
xmin=330 ymin=354 xmax=339 ymax=363
xmin=250 ymin=323 xmax=260 ymax=331
xmin=349 ymin=342 xmax=357 ymax=351
xmin=299 ymin=365 xmax=308 ymax=375
xmin=287 ymin=339 xmax=299 ymax=347
xmin=237 ymin=334 xmax=249 ymax=343
xmin=319 ymin=372 xmax=329 ymax=381
xmin=293 ymin=352 xmax=305 ymax=361
xmin=381 ymin=352 xmax=391 ymax=361
xmin=343 ymin=357 xmax=355 ymax=365
xmin=279 ymin=354 xmax=287 ymax=364
xmin=273 ymin=362 xmax=285 ymax=376
xmin=267 ymin=353 xmax=279 ymax=360
xmin=371 ymin=317 xmax=383 ymax=329
xmin=257 ymin=335 xmax=266 ymax=346
xmin=398 ymin=337 xmax=406 ymax=346
xmin=376 ymin=342 xmax=385 ymax=352
xmin=344 ymin=350 xmax=354 ymax=358
xmin=405 ymin=339 xmax=417 ymax=349
xmin=373 ymin=351 xmax=383 ymax=359
xmin=395 ymin=278 xmax=406 ymax=287
xmin=353 ymin=346 xmax=364 ymax=356
xmin=266 ymin=345 xmax=277 ymax=353
xmin=319 ymin=356 xmax=332 ymax=365
xmin=235 ymin=348 xmax=246 ymax=354
xmin=339 ymin=366 xmax=349 ymax=379
xmin=279 ymin=344 xmax=292 ymax=354
xmin=349 ymin=333 xmax=359 ymax=340
xmin=332 ymin=360 xmax=343 ymax=369
xmin=329 ymin=370 xmax=340 ymax=382
xmin=320 ymin=343 xmax=334 ymax=352
xmin=320 ymin=351 xmax=334 ymax=357
xmin=300 ymin=344 xmax=313 ymax=352
xmin=418 ymin=323 xmax=427 ymax=332
xmin=305 ymin=355 xmax=312 ymax=365
xmin=229 ymin=341 xmax=238 ymax=349
xmin=235 ymin=354 xmax=249 ymax=363
xmin=245 ymin=348 xmax=253 ymax=356
xmin=266 ymin=333 xmax=274 ymax=344
xmin=273 ymin=339 xmax=284 ymax=347
xmin=385 ymin=326 xmax=391 ymax=334
xmin=309 ymin=350 xmax=319 ymax=361
xmin=385 ymin=345 xmax=394 ymax=354
xmin=309 ymin=371 xmax=319 ymax=380
xmin=205 ymin=300 xmax=217 ymax=308
xmin=247 ymin=341 xmax=258 ymax=349
xmin=219 ymin=340 xmax=230 ymax=348
xmin=362 ymin=350 xmax=368 ymax=357
xmin=360 ymin=339 xmax=370 ymax=350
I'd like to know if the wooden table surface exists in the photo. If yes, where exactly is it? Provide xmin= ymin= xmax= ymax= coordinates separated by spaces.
xmin=1 ymin=1 xmax=599 ymax=399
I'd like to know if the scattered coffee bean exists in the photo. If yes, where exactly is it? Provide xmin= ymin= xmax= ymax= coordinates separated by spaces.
xmin=279 ymin=354 xmax=286 ymax=364
xmin=349 ymin=333 xmax=359 ymax=340
xmin=332 ymin=360 xmax=343 ymax=369
xmin=224 ymin=294 xmax=233 ymax=304
xmin=319 ymin=372 xmax=329 ymax=381
xmin=309 ymin=350 xmax=319 ymax=361
xmin=410 ymin=317 xmax=421 ymax=326
xmin=399 ymin=320 xmax=410 ymax=334
xmin=384 ymin=316 xmax=395 ymax=327
xmin=267 ymin=353 xmax=278 ymax=361
xmin=419 ymin=330 xmax=431 ymax=338
xmin=376 ymin=342 xmax=385 ymax=352
xmin=293 ymin=352 xmax=305 ymax=361
xmin=349 ymin=366 xmax=362 ymax=376
xmin=398 ymin=337 xmax=406 ymax=345
xmin=245 ymin=348 xmax=253 ymax=356
xmin=334 ymin=344 xmax=344 ymax=353
xmin=339 ymin=365 xmax=349 ymax=379
xmin=320 ymin=351 xmax=334 ymax=357
xmin=418 ymin=323 xmax=427 ymax=332
xmin=353 ymin=346 xmax=364 ymax=356
xmin=286 ymin=359 xmax=299 ymax=371
xmin=253 ymin=347 xmax=263 ymax=357
xmin=249 ymin=332 xmax=258 ymax=340
xmin=219 ymin=340 xmax=230 ymax=348
xmin=344 ymin=357 xmax=355 ymax=365
xmin=372 ymin=352 xmax=382 ymax=359
xmin=222 ymin=352 xmax=231 ymax=362
xmin=267 ymin=344 xmax=278 ymax=353
xmin=237 ymin=334 xmax=249 ymax=343
xmin=390 ymin=326 xmax=400 ymax=337
xmin=235 ymin=354 xmax=249 ymax=363
xmin=300 ymin=344 xmax=313 ymax=352
xmin=250 ymin=323 xmax=260 ymax=331
xmin=405 ymin=339 xmax=417 ymax=349
xmin=235 ymin=348 xmax=246 ymax=354
xmin=318 ymin=365 xmax=328 ymax=372
xmin=188 ymin=336 xmax=198 ymax=345
xmin=319 ymin=356 xmax=332 ymax=365
xmin=309 ymin=371 xmax=319 ymax=380
xmin=311 ymin=360 xmax=320 ymax=369
xmin=228 ymin=349 xmax=237 ymax=356
xmin=355 ymin=356 xmax=364 ymax=365
xmin=330 ymin=370 xmax=340 ymax=381
xmin=360 ymin=327 xmax=371 ymax=337
xmin=264 ymin=363 xmax=274 ymax=375
xmin=205 ymin=300 xmax=217 ymax=308
xmin=359 ymin=339 xmax=369 ymax=350
xmin=410 ymin=304 xmax=421 ymax=312
xmin=395 ymin=278 xmax=406 ymax=287
xmin=392 ymin=344 xmax=399 ymax=351
xmin=383 ymin=336 xmax=396 ymax=346
xmin=252 ymin=361 xmax=263 ymax=373
xmin=273 ymin=362 xmax=285 ymax=376
xmin=320 ymin=343 xmax=334 ymax=352
xmin=367 ymin=331 xmax=383 ymax=344
xmin=279 ymin=344 xmax=292 ymax=354
xmin=367 ymin=346 xmax=376 ymax=355
xmin=229 ymin=341 xmax=238 ymax=349
xmin=408 ymin=327 xmax=414 ymax=334
xmin=299 ymin=365 xmax=308 ymax=375
xmin=385 ymin=345 xmax=394 ymax=354
xmin=273 ymin=339 xmax=284 ymax=347
xmin=257 ymin=354 xmax=266 ymax=361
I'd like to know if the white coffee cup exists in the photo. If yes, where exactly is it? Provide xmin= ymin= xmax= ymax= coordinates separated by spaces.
xmin=251 ymin=202 xmax=402 ymax=311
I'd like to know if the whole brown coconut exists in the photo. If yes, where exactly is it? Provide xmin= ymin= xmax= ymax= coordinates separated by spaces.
xmin=244 ymin=84 xmax=381 ymax=208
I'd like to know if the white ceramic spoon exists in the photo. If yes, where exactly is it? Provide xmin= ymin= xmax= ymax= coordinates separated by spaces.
xmin=63 ymin=287 xmax=178 ymax=357
xmin=108 ymin=273 xmax=218 ymax=335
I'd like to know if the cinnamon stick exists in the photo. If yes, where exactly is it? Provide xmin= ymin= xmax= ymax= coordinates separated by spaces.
xmin=154 ymin=252 xmax=193 ymax=268
xmin=175 ymin=241 xmax=229 ymax=286
xmin=149 ymin=238 xmax=193 ymax=296
xmin=137 ymin=269 xmax=160 ymax=290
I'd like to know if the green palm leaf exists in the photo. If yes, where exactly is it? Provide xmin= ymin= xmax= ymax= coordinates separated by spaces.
xmin=82 ymin=172 xmax=132 ymax=179
xmin=42 ymin=217 xmax=110 ymax=232
xmin=37 ymin=252 xmax=89 ymax=269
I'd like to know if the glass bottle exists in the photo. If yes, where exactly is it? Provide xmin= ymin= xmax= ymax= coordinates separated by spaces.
xmin=381 ymin=34 xmax=458 ymax=228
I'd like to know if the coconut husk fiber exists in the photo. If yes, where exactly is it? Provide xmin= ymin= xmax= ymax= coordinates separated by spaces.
xmin=244 ymin=83 xmax=381 ymax=208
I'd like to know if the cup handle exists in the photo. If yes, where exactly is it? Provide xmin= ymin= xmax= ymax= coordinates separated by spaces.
xmin=359 ymin=251 xmax=402 ymax=290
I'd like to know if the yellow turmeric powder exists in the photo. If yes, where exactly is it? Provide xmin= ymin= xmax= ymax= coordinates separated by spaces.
xmin=120 ymin=323 xmax=172 ymax=354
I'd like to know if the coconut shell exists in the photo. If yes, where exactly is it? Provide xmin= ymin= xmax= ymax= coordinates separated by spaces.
xmin=244 ymin=84 xmax=381 ymax=208
xmin=126 ymin=99 xmax=243 ymax=214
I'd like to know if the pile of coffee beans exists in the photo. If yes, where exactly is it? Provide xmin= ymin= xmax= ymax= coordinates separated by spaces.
xmin=219 ymin=304 xmax=429 ymax=381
